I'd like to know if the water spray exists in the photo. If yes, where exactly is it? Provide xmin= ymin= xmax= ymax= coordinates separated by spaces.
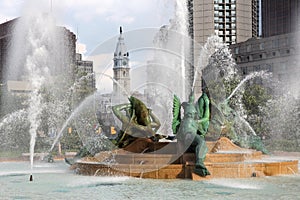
xmin=226 ymin=71 xmax=267 ymax=101
xmin=98 ymin=72 xmax=131 ymax=98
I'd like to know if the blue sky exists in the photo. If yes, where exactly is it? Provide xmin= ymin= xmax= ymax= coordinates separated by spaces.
xmin=0 ymin=0 xmax=175 ymax=55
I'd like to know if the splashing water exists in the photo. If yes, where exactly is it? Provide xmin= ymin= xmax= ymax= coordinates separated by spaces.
xmin=226 ymin=71 xmax=268 ymax=101
xmin=175 ymin=0 xmax=191 ymax=99
xmin=17 ymin=14 xmax=53 ymax=170
xmin=4 ymin=1 xmax=74 ymax=172
xmin=98 ymin=72 xmax=131 ymax=98
xmin=49 ymin=98 xmax=87 ymax=152
xmin=237 ymin=115 xmax=257 ymax=136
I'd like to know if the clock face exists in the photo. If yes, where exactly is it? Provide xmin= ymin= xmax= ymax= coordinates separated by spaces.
xmin=123 ymin=60 xmax=127 ymax=65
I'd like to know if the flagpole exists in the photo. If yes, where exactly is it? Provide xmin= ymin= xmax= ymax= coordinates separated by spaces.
xmin=50 ymin=0 xmax=53 ymax=13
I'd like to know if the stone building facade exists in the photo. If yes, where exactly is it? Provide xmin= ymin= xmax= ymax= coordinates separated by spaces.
xmin=230 ymin=32 xmax=300 ymax=91
xmin=75 ymin=53 xmax=96 ymax=90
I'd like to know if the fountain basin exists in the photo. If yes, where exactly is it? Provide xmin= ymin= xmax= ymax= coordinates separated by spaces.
xmin=71 ymin=137 xmax=298 ymax=180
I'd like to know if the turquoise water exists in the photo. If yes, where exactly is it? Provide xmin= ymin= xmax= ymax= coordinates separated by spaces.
xmin=1 ymin=161 xmax=300 ymax=200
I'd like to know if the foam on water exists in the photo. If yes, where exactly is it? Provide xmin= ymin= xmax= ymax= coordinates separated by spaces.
xmin=206 ymin=179 xmax=263 ymax=190
xmin=66 ymin=176 xmax=131 ymax=188
xmin=0 ymin=162 xmax=300 ymax=199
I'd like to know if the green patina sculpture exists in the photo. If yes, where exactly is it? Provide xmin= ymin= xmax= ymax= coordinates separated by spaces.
xmin=112 ymin=96 xmax=161 ymax=148
xmin=172 ymin=90 xmax=211 ymax=177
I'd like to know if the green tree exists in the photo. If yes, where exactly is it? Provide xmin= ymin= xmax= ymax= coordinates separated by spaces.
xmin=242 ymin=84 xmax=272 ymax=137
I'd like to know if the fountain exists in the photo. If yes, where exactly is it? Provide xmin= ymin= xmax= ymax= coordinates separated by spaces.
xmin=0 ymin=2 xmax=76 ymax=180
xmin=0 ymin=0 xmax=299 ymax=198
xmin=69 ymin=5 xmax=298 ymax=181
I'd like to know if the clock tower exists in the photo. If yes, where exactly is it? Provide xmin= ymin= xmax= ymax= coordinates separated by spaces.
xmin=113 ymin=27 xmax=130 ymax=96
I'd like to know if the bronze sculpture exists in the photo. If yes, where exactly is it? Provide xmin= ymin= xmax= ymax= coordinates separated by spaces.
xmin=111 ymin=92 xmax=211 ymax=177
xmin=172 ymin=90 xmax=211 ymax=177
xmin=112 ymin=96 xmax=161 ymax=149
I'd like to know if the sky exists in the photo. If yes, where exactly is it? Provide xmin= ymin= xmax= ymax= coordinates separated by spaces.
xmin=0 ymin=0 xmax=180 ymax=91
xmin=0 ymin=0 xmax=175 ymax=55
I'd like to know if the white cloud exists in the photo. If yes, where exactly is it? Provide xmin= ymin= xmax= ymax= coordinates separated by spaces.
xmin=76 ymin=42 xmax=87 ymax=55
xmin=59 ymin=0 xmax=160 ymax=24
xmin=88 ymin=53 xmax=113 ymax=89
xmin=105 ymin=15 xmax=135 ymax=24
xmin=0 ymin=0 xmax=23 ymax=23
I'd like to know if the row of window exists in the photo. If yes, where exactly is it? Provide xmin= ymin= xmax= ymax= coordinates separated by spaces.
xmin=235 ymin=49 xmax=292 ymax=63
xmin=214 ymin=0 xmax=236 ymax=4
xmin=78 ymin=66 xmax=93 ymax=73
xmin=215 ymin=29 xmax=236 ymax=35
xmin=76 ymin=62 xmax=93 ymax=67
xmin=214 ymin=23 xmax=236 ymax=29
xmin=214 ymin=4 xmax=236 ymax=10
xmin=235 ymin=38 xmax=292 ymax=54
xmin=214 ymin=16 xmax=236 ymax=23
xmin=214 ymin=10 xmax=236 ymax=16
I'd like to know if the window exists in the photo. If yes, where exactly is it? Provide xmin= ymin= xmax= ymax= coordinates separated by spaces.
xmin=235 ymin=47 xmax=239 ymax=54
xmin=247 ymin=45 xmax=252 ymax=52
xmin=259 ymin=43 xmax=264 ymax=50
xmin=272 ymin=40 xmax=279 ymax=48
xmin=280 ymin=62 xmax=287 ymax=70
xmin=242 ymin=67 xmax=247 ymax=75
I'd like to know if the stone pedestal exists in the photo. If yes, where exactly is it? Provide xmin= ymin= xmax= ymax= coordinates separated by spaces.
xmin=72 ymin=137 xmax=299 ymax=180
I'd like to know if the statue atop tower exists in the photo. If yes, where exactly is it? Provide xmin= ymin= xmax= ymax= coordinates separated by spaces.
xmin=113 ymin=26 xmax=130 ymax=97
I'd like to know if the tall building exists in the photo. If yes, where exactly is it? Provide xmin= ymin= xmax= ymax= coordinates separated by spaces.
xmin=0 ymin=18 xmax=76 ymax=84
xmin=113 ymin=27 xmax=130 ymax=96
xmin=75 ymin=53 xmax=96 ymax=90
xmin=0 ymin=19 xmax=15 ymax=83
xmin=193 ymin=0 xmax=258 ymax=46
xmin=262 ymin=0 xmax=300 ymax=37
